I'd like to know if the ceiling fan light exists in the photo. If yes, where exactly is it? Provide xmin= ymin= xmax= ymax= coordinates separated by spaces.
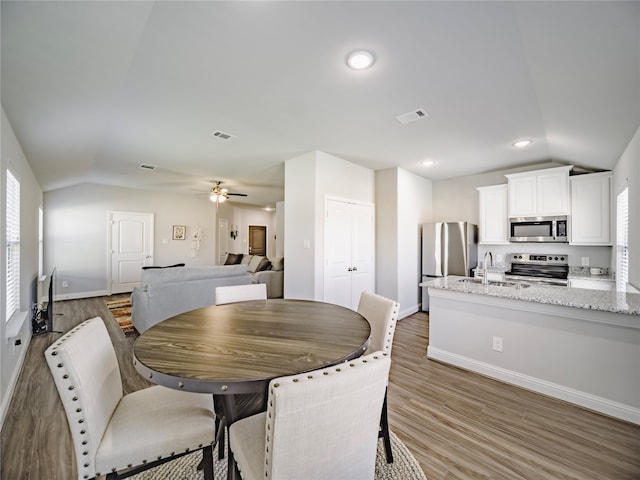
xmin=209 ymin=193 xmax=227 ymax=203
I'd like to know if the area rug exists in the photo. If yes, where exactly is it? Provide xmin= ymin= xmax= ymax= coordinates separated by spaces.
xmin=130 ymin=430 xmax=426 ymax=479
xmin=104 ymin=296 xmax=137 ymax=336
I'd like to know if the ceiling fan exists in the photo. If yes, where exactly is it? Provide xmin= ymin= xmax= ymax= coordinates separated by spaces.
xmin=207 ymin=181 xmax=248 ymax=204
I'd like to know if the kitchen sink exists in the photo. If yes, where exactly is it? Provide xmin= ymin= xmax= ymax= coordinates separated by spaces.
xmin=457 ymin=278 xmax=530 ymax=288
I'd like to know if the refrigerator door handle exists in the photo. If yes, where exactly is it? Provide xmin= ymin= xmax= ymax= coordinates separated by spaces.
xmin=433 ymin=222 xmax=443 ymax=277
xmin=442 ymin=222 xmax=449 ymax=277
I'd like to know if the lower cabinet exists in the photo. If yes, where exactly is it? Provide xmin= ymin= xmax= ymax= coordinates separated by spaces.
xmin=569 ymin=278 xmax=615 ymax=291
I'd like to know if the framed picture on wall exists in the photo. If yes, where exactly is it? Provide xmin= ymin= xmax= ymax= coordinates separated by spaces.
xmin=173 ymin=225 xmax=186 ymax=240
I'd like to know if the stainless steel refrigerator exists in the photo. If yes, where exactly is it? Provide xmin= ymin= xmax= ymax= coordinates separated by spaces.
xmin=421 ymin=222 xmax=477 ymax=311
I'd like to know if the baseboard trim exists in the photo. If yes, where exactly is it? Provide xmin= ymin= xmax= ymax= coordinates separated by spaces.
xmin=427 ymin=346 xmax=640 ymax=425
xmin=0 ymin=333 xmax=32 ymax=430
xmin=54 ymin=289 xmax=109 ymax=301
xmin=398 ymin=304 xmax=419 ymax=320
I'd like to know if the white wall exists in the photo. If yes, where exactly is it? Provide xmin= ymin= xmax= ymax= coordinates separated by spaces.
xmin=275 ymin=201 xmax=284 ymax=258
xmin=1 ymin=107 xmax=42 ymax=426
xmin=284 ymin=152 xmax=317 ymax=299
xmin=375 ymin=169 xmax=398 ymax=300
xmin=44 ymin=184 xmax=219 ymax=299
xmin=613 ymin=125 xmax=640 ymax=290
xmin=376 ymin=168 xmax=432 ymax=317
xmin=284 ymin=151 xmax=375 ymax=300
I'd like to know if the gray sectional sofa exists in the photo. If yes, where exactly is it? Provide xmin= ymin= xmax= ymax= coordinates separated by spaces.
xmin=242 ymin=254 xmax=284 ymax=299
xmin=131 ymin=256 xmax=284 ymax=333
xmin=131 ymin=264 xmax=252 ymax=333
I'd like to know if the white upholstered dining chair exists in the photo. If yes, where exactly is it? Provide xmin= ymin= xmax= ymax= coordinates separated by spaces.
xmin=215 ymin=283 xmax=267 ymax=305
xmin=45 ymin=317 xmax=217 ymax=480
xmin=357 ymin=291 xmax=400 ymax=463
xmin=229 ymin=351 xmax=391 ymax=480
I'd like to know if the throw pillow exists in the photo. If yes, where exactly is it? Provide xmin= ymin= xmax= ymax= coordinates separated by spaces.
xmin=247 ymin=255 xmax=271 ymax=273
xmin=224 ymin=253 xmax=243 ymax=265
xmin=270 ymin=257 xmax=284 ymax=271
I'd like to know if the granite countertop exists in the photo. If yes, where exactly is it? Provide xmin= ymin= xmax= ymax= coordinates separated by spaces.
xmin=421 ymin=276 xmax=640 ymax=316
xmin=567 ymin=270 xmax=615 ymax=283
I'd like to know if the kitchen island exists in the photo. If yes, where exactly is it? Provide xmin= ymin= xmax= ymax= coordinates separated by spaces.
xmin=421 ymin=276 xmax=640 ymax=424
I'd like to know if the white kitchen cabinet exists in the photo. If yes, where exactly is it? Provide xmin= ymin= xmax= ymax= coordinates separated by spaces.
xmin=569 ymin=278 xmax=615 ymax=291
xmin=570 ymin=172 xmax=612 ymax=245
xmin=505 ymin=165 xmax=572 ymax=217
xmin=477 ymin=184 xmax=509 ymax=244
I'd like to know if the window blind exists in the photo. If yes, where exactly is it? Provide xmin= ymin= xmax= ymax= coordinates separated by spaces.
xmin=6 ymin=169 xmax=20 ymax=320
xmin=616 ymin=188 xmax=628 ymax=291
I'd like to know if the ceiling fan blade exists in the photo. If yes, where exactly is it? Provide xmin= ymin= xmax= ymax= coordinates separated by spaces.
xmin=227 ymin=193 xmax=248 ymax=197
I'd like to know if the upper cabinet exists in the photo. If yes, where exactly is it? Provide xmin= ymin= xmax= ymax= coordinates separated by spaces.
xmin=505 ymin=165 xmax=572 ymax=217
xmin=570 ymin=172 xmax=612 ymax=245
xmin=477 ymin=184 xmax=509 ymax=244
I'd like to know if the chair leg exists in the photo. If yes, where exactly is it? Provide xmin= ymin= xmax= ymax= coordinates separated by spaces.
xmin=202 ymin=445 xmax=214 ymax=480
xmin=216 ymin=416 xmax=226 ymax=460
xmin=380 ymin=391 xmax=393 ymax=464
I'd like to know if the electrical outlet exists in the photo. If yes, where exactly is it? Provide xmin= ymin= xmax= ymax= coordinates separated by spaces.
xmin=492 ymin=336 xmax=503 ymax=352
xmin=581 ymin=257 xmax=590 ymax=266
xmin=62 ymin=280 xmax=69 ymax=288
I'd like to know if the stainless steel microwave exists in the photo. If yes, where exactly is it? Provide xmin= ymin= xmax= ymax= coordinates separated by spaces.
xmin=509 ymin=216 xmax=568 ymax=243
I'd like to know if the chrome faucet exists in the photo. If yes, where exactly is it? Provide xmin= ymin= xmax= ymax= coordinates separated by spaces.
xmin=482 ymin=251 xmax=494 ymax=285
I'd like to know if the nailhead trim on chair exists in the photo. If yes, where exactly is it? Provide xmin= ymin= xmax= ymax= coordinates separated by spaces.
xmin=384 ymin=302 xmax=399 ymax=354
xmin=262 ymin=353 xmax=387 ymax=478
xmin=47 ymin=321 xmax=98 ymax=480
xmin=49 ymin=318 xmax=218 ymax=480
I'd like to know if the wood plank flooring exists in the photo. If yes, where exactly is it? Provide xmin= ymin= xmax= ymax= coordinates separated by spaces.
xmin=1 ymin=297 xmax=639 ymax=479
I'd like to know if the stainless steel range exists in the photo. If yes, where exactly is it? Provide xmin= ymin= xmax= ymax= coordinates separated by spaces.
xmin=505 ymin=253 xmax=569 ymax=286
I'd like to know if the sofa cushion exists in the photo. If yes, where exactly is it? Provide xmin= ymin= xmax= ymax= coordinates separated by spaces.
xmin=270 ymin=257 xmax=284 ymax=271
xmin=224 ymin=253 xmax=243 ymax=265
xmin=140 ymin=265 xmax=248 ymax=288
xmin=241 ymin=255 xmax=253 ymax=266
xmin=247 ymin=256 xmax=271 ymax=274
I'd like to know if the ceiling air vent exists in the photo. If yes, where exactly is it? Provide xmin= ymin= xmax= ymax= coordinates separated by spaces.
xmin=395 ymin=108 xmax=429 ymax=125
xmin=210 ymin=130 xmax=237 ymax=140
xmin=138 ymin=164 xmax=157 ymax=171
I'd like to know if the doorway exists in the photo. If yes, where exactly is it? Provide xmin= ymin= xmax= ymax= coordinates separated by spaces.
xmin=109 ymin=211 xmax=154 ymax=294
xmin=248 ymin=225 xmax=266 ymax=256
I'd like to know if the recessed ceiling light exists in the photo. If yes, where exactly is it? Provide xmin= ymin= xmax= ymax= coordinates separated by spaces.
xmin=421 ymin=159 xmax=437 ymax=167
xmin=346 ymin=50 xmax=375 ymax=70
xmin=512 ymin=139 xmax=533 ymax=148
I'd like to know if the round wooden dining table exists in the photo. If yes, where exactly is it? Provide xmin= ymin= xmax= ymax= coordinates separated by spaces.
xmin=132 ymin=298 xmax=371 ymax=479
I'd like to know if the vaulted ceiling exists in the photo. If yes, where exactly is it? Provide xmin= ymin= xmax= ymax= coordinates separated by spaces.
xmin=2 ymin=1 xmax=638 ymax=207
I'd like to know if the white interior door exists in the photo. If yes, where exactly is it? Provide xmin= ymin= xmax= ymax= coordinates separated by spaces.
xmin=109 ymin=211 xmax=154 ymax=294
xmin=324 ymin=199 xmax=374 ymax=309
xmin=349 ymin=203 xmax=375 ymax=308
xmin=325 ymin=200 xmax=353 ymax=308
